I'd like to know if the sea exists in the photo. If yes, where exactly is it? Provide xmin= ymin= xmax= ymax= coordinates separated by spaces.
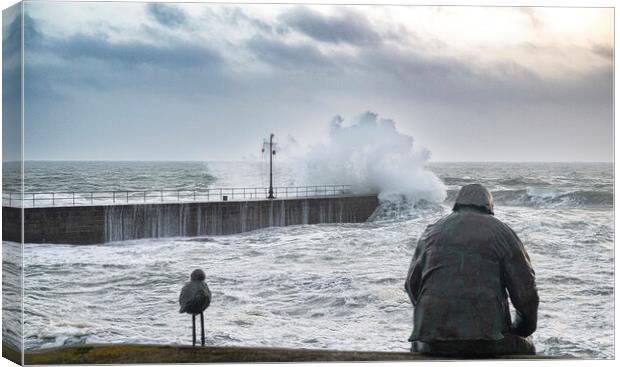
xmin=1 ymin=161 xmax=614 ymax=358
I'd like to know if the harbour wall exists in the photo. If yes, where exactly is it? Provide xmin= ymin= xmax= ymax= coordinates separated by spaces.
xmin=2 ymin=205 xmax=22 ymax=242
xmin=2 ymin=195 xmax=379 ymax=245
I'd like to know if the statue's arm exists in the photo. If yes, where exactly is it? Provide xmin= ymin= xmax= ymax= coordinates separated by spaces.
xmin=503 ymin=228 xmax=539 ymax=337
xmin=405 ymin=232 xmax=427 ymax=306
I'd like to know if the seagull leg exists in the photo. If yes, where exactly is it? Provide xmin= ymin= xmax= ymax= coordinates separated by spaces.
xmin=200 ymin=312 xmax=205 ymax=346
xmin=192 ymin=314 xmax=196 ymax=347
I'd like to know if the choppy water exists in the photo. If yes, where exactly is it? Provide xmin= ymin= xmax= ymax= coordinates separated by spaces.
xmin=2 ymin=161 xmax=614 ymax=358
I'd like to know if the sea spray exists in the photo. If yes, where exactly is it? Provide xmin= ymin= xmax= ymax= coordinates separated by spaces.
xmin=297 ymin=112 xmax=446 ymax=205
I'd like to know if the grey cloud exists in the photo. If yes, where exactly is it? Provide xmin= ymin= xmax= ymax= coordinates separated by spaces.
xmin=354 ymin=43 xmax=473 ymax=82
xmin=55 ymin=35 xmax=220 ymax=68
xmin=243 ymin=28 xmax=577 ymax=109
xmin=247 ymin=35 xmax=332 ymax=70
xmin=592 ymin=43 xmax=613 ymax=60
xmin=3 ymin=5 xmax=22 ymax=162
xmin=223 ymin=7 xmax=273 ymax=33
xmin=2 ymin=10 xmax=23 ymax=57
xmin=25 ymin=17 xmax=220 ymax=70
xmin=350 ymin=39 xmax=611 ymax=110
xmin=146 ymin=3 xmax=187 ymax=28
xmin=242 ymin=22 xmax=601 ymax=109
xmin=280 ymin=6 xmax=382 ymax=46
xmin=3 ymin=12 xmax=28 ymax=108
xmin=22 ymin=14 xmax=225 ymax=103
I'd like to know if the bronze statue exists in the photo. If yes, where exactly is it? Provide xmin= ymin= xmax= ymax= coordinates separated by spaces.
xmin=179 ymin=269 xmax=212 ymax=346
xmin=405 ymin=184 xmax=539 ymax=356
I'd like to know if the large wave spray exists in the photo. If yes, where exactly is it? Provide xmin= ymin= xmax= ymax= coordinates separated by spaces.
xmin=298 ymin=112 xmax=446 ymax=203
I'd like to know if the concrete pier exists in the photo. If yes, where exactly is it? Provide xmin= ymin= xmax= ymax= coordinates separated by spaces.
xmin=2 ymin=195 xmax=379 ymax=245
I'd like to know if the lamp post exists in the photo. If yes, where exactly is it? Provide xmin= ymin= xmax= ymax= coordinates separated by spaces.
xmin=262 ymin=134 xmax=277 ymax=199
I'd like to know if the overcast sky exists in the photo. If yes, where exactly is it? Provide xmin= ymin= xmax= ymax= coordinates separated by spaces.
xmin=4 ymin=1 xmax=614 ymax=161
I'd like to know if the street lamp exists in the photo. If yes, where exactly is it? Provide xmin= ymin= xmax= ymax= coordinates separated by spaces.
xmin=262 ymin=134 xmax=277 ymax=199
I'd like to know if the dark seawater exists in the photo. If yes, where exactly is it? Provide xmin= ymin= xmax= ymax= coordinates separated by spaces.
xmin=2 ymin=161 xmax=614 ymax=358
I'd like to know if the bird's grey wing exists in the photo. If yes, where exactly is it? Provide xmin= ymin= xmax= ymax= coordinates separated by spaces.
xmin=201 ymin=284 xmax=212 ymax=309
xmin=179 ymin=283 xmax=192 ymax=312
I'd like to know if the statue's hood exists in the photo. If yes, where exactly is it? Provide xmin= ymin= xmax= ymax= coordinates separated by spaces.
xmin=453 ymin=184 xmax=494 ymax=215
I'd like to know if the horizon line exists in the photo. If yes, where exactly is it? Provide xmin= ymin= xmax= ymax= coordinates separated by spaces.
xmin=2 ymin=159 xmax=614 ymax=164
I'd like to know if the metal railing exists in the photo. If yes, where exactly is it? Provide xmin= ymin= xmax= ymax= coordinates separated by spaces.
xmin=1 ymin=185 xmax=354 ymax=208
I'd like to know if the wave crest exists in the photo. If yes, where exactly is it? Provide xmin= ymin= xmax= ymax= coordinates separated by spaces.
xmin=298 ymin=112 xmax=446 ymax=203
xmin=491 ymin=188 xmax=612 ymax=208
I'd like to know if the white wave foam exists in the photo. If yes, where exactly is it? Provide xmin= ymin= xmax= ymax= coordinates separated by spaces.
xmin=296 ymin=112 xmax=446 ymax=203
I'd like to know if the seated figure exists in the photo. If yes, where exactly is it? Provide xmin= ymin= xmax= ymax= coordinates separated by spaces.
xmin=405 ymin=184 xmax=539 ymax=356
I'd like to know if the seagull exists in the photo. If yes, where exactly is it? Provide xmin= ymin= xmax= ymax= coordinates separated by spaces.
xmin=179 ymin=268 xmax=212 ymax=346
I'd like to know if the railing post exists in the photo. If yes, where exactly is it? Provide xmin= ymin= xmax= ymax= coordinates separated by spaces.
xmin=207 ymin=189 xmax=209 ymax=201
xmin=33 ymin=193 xmax=36 ymax=207
xmin=143 ymin=191 xmax=146 ymax=203
xmin=52 ymin=192 xmax=55 ymax=206
xmin=9 ymin=192 xmax=12 ymax=206
xmin=112 ymin=191 xmax=115 ymax=204
xmin=193 ymin=191 xmax=196 ymax=201
xmin=126 ymin=191 xmax=129 ymax=203
xmin=161 ymin=189 xmax=164 ymax=202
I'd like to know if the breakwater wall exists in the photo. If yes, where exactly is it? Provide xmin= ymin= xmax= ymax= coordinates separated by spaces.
xmin=2 ymin=205 xmax=22 ymax=242
xmin=2 ymin=195 xmax=379 ymax=245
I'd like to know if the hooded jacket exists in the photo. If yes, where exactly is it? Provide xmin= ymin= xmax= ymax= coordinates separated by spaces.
xmin=405 ymin=184 xmax=539 ymax=342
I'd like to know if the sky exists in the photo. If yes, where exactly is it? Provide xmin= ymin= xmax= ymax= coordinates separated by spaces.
xmin=2 ymin=1 xmax=614 ymax=162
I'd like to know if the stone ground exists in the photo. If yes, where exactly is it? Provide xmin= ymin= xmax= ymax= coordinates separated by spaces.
xmin=3 ymin=343 xmax=564 ymax=365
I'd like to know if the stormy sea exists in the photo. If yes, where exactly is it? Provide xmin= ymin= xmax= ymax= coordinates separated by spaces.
xmin=1 ymin=160 xmax=613 ymax=358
